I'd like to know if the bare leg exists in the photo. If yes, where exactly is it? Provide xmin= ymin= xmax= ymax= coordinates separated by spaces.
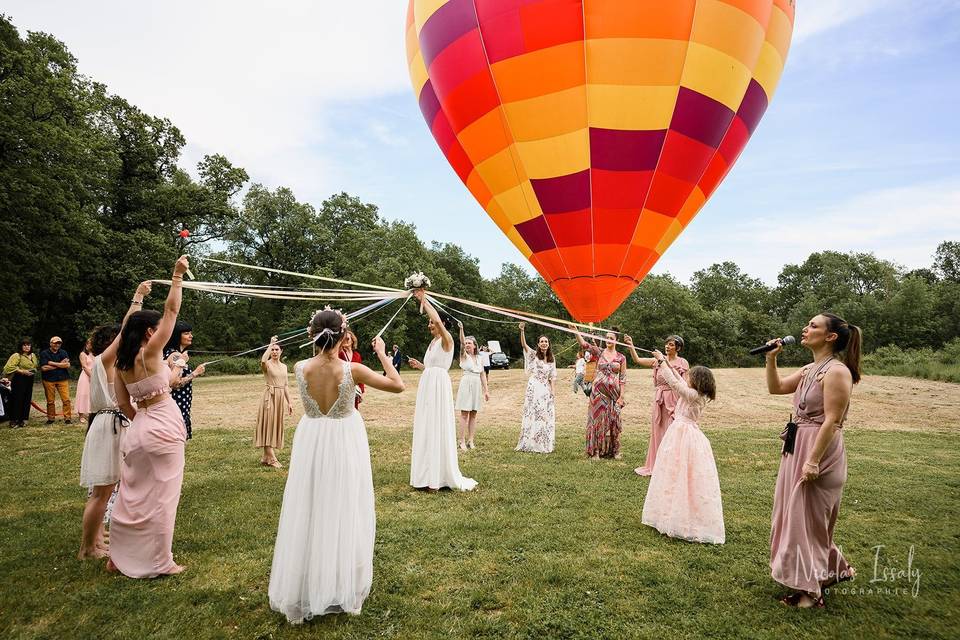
xmin=79 ymin=485 xmax=114 ymax=559
xmin=458 ymin=411 xmax=468 ymax=450
xmin=467 ymin=411 xmax=477 ymax=448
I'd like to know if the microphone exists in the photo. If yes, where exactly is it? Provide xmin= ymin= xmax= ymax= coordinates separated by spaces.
xmin=749 ymin=335 xmax=795 ymax=355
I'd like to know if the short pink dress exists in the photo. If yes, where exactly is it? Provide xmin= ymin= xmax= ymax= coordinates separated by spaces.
xmin=641 ymin=362 xmax=724 ymax=544
xmin=110 ymin=360 xmax=187 ymax=578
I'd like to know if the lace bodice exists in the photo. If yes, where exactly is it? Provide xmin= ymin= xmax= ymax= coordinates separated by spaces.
xmin=424 ymin=338 xmax=454 ymax=370
xmin=295 ymin=360 xmax=356 ymax=419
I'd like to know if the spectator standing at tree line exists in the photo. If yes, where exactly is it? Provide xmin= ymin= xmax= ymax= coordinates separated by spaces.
xmin=4 ymin=338 xmax=39 ymax=428
xmin=40 ymin=336 xmax=73 ymax=424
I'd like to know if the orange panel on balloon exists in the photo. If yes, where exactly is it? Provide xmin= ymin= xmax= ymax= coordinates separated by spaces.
xmin=408 ymin=0 xmax=794 ymax=321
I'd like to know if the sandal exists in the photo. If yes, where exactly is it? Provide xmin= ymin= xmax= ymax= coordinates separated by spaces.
xmin=779 ymin=591 xmax=825 ymax=609
xmin=822 ymin=567 xmax=856 ymax=590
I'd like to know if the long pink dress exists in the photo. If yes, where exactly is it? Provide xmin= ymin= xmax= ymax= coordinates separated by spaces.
xmin=110 ymin=368 xmax=187 ymax=578
xmin=770 ymin=359 xmax=853 ymax=596
xmin=636 ymin=357 xmax=689 ymax=476
xmin=641 ymin=362 xmax=724 ymax=544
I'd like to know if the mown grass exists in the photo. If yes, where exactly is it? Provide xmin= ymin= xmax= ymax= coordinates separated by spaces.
xmin=1 ymin=400 xmax=958 ymax=639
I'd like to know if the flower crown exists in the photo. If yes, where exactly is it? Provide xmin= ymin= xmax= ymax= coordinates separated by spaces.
xmin=308 ymin=306 xmax=348 ymax=343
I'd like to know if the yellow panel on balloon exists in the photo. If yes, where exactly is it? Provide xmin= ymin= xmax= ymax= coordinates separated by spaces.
xmin=585 ymin=38 xmax=688 ymax=86
xmin=513 ymin=128 xmax=589 ymax=180
xmin=680 ymin=42 xmax=752 ymax=111
xmin=474 ymin=145 xmax=526 ymax=196
xmin=495 ymin=181 xmax=543 ymax=225
xmin=753 ymin=41 xmax=785 ymax=99
xmin=690 ymin=0 xmax=766 ymax=68
xmin=587 ymin=84 xmax=678 ymax=130
xmin=502 ymin=86 xmax=586 ymax=142
xmin=766 ymin=5 xmax=794 ymax=61
xmin=654 ymin=219 xmax=685 ymax=255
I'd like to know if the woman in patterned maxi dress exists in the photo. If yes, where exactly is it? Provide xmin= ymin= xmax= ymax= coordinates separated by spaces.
xmin=515 ymin=323 xmax=557 ymax=453
xmin=576 ymin=328 xmax=626 ymax=459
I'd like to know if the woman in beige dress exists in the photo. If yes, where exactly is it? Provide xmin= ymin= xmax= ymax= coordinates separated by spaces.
xmin=256 ymin=336 xmax=292 ymax=468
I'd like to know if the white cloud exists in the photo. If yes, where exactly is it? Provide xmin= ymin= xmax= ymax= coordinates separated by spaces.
xmin=7 ymin=0 xmax=410 ymax=200
xmin=656 ymin=180 xmax=960 ymax=284
xmin=793 ymin=0 xmax=896 ymax=42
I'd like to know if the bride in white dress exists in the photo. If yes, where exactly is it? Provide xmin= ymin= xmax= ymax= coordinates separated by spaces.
xmin=269 ymin=309 xmax=405 ymax=623
xmin=406 ymin=290 xmax=478 ymax=491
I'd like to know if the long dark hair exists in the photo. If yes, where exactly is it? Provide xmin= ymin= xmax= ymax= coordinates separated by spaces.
xmin=165 ymin=321 xmax=193 ymax=353
xmin=116 ymin=310 xmax=162 ymax=371
xmin=89 ymin=324 xmax=121 ymax=357
xmin=17 ymin=337 xmax=32 ymax=354
xmin=535 ymin=336 xmax=554 ymax=363
xmin=309 ymin=309 xmax=346 ymax=353
xmin=822 ymin=312 xmax=862 ymax=384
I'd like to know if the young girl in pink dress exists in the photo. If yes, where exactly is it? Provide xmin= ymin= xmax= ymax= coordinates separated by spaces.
xmin=641 ymin=350 xmax=724 ymax=544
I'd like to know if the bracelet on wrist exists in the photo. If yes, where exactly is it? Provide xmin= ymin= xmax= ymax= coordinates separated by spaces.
xmin=131 ymin=300 xmax=142 ymax=304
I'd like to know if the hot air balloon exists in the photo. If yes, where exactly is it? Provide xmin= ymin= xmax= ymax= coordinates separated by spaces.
xmin=405 ymin=0 xmax=794 ymax=322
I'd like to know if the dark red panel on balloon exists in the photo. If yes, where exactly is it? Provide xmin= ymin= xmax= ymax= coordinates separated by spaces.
xmin=737 ymin=79 xmax=769 ymax=134
xmin=530 ymin=169 xmax=591 ymax=214
xmin=516 ymin=215 xmax=558 ymax=253
xmin=419 ymin=0 xmax=479 ymax=67
xmin=670 ymin=87 xmax=734 ymax=149
xmin=418 ymin=81 xmax=441 ymax=130
xmin=590 ymin=128 xmax=666 ymax=171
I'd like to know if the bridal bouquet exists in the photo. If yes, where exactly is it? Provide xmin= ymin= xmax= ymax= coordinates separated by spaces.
xmin=404 ymin=272 xmax=432 ymax=290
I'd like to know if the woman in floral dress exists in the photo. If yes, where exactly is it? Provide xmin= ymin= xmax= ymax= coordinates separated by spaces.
xmin=515 ymin=322 xmax=557 ymax=453
xmin=575 ymin=327 xmax=626 ymax=459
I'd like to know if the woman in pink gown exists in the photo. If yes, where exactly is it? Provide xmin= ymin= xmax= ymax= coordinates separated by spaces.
xmin=765 ymin=313 xmax=861 ymax=608
xmin=624 ymin=335 xmax=689 ymax=476
xmin=75 ymin=340 xmax=93 ymax=421
xmin=108 ymin=256 xmax=191 ymax=578
xmin=641 ymin=352 xmax=723 ymax=544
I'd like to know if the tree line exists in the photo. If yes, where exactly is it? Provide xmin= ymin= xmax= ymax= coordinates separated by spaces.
xmin=4 ymin=14 xmax=959 ymax=371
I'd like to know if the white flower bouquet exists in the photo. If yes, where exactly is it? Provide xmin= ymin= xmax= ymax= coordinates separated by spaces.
xmin=404 ymin=272 xmax=432 ymax=289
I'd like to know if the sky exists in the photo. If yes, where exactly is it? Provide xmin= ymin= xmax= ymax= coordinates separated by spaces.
xmin=7 ymin=1 xmax=960 ymax=284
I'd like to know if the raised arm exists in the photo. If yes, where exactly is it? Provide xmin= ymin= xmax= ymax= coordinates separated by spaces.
xmin=764 ymin=340 xmax=802 ymax=395
xmin=414 ymin=289 xmax=453 ymax=352
xmin=145 ymin=256 xmax=189 ymax=359
xmin=571 ymin=324 xmax=589 ymax=350
xmin=458 ymin=321 xmax=466 ymax=361
xmin=652 ymin=350 xmax=698 ymax=403
xmin=623 ymin=335 xmax=657 ymax=367
xmin=261 ymin=335 xmax=278 ymax=371
xmin=80 ymin=352 xmax=94 ymax=377
xmin=519 ymin=322 xmax=531 ymax=353
xmin=102 ymin=281 xmax=152 ymax=369
xmin=353 ymin=336 xmax=404 ymax=393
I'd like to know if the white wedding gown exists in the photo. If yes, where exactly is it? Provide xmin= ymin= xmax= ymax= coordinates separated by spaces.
xmin=269 ymin=360 xmax=375 ymax=623
xmin=410 ymin=339 xmax=477 ymax=491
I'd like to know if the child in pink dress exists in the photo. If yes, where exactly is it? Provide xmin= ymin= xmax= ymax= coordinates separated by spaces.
xmin=641 ymin=351 xmax=724 ymax=544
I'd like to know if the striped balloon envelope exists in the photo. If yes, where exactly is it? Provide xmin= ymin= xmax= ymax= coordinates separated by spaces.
xmin=406 ymin=0 xmax=794 ymax=322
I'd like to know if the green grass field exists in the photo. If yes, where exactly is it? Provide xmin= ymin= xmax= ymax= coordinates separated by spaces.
xmin=1 ymin=374 xmax=958 ymax=639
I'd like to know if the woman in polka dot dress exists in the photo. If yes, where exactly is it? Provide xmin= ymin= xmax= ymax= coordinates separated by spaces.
xmin=163 ymin=321 xmax=205 ymax=439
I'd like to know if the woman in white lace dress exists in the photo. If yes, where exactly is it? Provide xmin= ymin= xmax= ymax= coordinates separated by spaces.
xmin=515 ymin=322 xmax=557 ymax=454
xmin=406 ymin=290 xmax=478 ymax=491
xmin=269 ymin=309 xmax=404 ymax=623
xmin=641 ymin=349 xmax=724 ymax=544
xmin=454 ymin=322 xmax=489 ymax=450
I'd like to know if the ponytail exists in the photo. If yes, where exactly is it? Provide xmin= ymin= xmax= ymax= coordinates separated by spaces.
xmin=823 ymin=312 xmax=861 ymax=384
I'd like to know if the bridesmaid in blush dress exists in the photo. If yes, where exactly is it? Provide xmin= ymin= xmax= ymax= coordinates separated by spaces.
xmin=765 ymin=313 xmax=862 ymax=608
xmin=624 ymin=335 xmax=689 ymax=476
xmin=108 ymin=256 xmax=191 ymax=578
xmin=75 ymin=340 xmax=93 ymax=422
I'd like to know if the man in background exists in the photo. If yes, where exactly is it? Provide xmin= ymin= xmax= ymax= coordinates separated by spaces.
xmin=39 ymin=336 xmax=72 ymax=424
